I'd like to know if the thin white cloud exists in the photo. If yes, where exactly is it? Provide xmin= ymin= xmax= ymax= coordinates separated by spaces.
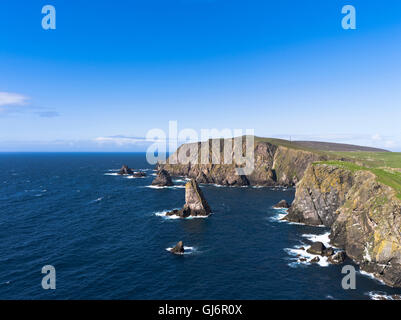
xmin=0 ymin=92 xmax=29 ymax=107
xmin=0 ymin=91 xmax=59 ymax=117
xmin=94 ymin=136 xmax=163 ymax=146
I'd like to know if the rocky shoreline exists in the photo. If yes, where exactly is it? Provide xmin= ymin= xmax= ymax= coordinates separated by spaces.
xmin=284 ymin=163 xmax=401 ymax=287
xmin=156 ymin=137 xmax=401 ymax=288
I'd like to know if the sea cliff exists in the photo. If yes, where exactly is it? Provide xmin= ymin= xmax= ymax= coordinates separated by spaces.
xmin=158 ymin=136 xmax=401 ymax=286
xmin=286 ymin=162 xmax=401 ymax=287
xmin=159 ymin=137 xmax=329 ymax=186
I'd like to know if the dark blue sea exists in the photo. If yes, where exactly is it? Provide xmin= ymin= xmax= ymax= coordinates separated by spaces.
xmin=0 ymin=153 xmax=400 ymax=300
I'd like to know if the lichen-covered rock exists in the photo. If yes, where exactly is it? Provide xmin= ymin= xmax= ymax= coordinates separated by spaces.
xmin=166 ymin=179 xmax=212 ymax=218
xmin=151 ymin=169 xmax=173 ymax=186
xmin=285 ymin=163 xmax=401 ymax=287
xmin=285 ymin=164 xmax=354 ymax=226
xmin=329 ymin=171 xmax=401 ymax=287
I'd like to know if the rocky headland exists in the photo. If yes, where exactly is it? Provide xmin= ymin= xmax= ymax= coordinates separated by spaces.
xmin=157 ymin=135 xmax=401 ymax=287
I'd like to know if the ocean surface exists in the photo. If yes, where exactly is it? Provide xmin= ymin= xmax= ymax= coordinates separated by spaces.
xmin=1 ymin=153 xmax=400 ymax=300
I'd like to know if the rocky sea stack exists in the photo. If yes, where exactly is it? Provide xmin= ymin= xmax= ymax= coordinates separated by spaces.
xmin=152 ymin=169 xmax=173 ymax=186
xmin=170 ymin=241 xmax=185 ymax=255
xmin=118 ymin=165 xmax=133 ymax=175
xmin=166 ymin=179 xmax=212 ymax=218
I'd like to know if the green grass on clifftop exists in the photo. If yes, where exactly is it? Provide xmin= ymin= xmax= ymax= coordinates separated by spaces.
xmin=314 ymin=158 xmax=401 ymax=200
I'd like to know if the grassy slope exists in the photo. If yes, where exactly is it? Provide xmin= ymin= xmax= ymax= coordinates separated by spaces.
xmin=314 ymin=153 xmax=401 ymax=199
xmin=254 ymin=136 xmax=401 ymax=199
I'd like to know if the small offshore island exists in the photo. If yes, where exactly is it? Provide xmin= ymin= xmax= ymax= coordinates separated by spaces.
xmin=154 ymin=136 xmax=401 ymax=288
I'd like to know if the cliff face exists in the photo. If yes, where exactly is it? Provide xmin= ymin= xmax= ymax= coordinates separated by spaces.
xmin=287 ymin=163 xmax=401 ymax=287
xmin=285 ymin=165 xmax=354 ymax=226
xmin=159 ymin=139 xmax=326 ymax=186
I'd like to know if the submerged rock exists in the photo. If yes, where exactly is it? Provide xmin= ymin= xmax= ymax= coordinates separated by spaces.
xmin=310 ymin=256 xmax=320 ymax=263
xmin=166 ymin=179 xmax=212 ymax=218
xmin=273 ymin=200 xmax=290 ymax=209
xmin=170 ymin=241 xmax=184 ymax=255
xmin=151 ymin=169 xmax=173 ymax=186
xmin=118 ymin=165 xmax=134 ymax=175
xmin=133 ymin=171 xmax=147 ymax=177
xmin=306 ymin=242 xmax=326 ymax=255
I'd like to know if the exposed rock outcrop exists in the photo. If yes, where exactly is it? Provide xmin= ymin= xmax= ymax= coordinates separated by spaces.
xmin=133 ymin=171 xmax=146 ymax=177
xmin=170 ymin=241 xmax=184 ymax=255
xmin=166 ymin=179 xmax=212 ymax=218
xmin=284 ymin=164 xmax=354 ymax=226
xmin=285 ymin=163 xmax=401 ymax=287
xmin=307 ymin=242 xmax=326 ymax=255
xmin=273 ymin=200 xmax=290 ymax=209
xmin=118 ymin=165 xmax=133 ymax=175
xmin=151 ymin=169 xmax=173 ymax=186
xmin=328 ymin=251 xmax=346 ymax=264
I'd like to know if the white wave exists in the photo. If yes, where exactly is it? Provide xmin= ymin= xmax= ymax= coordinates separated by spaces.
xmin=267 ymin=209 xmax=288 ymax=223
xmin=107 ymin=169 xmax=119 ymax=172
xmin=146 ymin=185 xmax=185 ymax=189
xmin=166 ymin=246 xmax=197 ymax=255
xmin=155 ymin=210 xmax=181 ymax=220
xmin=359 ymin=270 xmax=386 ymax=285
xmin=104 ymin=173 xmax=119 ymax=176
xmin=302 ymin=232 xmax=332 ymax=248
xmin=124 ymin=175 xmax=146 ymax=179
xmin=155 ymin=210 xmax=211 ymax=219
xmin=268 ymin=208 xmax=310 ymax=226
xmin=285 ymin=246 xmax=330 ymax=267
xmin=91 ymin=197 xmax=103 ymax=203
xmin=367 ymin=291 xmax=398 ymax=300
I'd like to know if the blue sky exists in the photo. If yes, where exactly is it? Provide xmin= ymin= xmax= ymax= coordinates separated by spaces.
xmin=0 ymin=0 xmax=400 ymax=151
